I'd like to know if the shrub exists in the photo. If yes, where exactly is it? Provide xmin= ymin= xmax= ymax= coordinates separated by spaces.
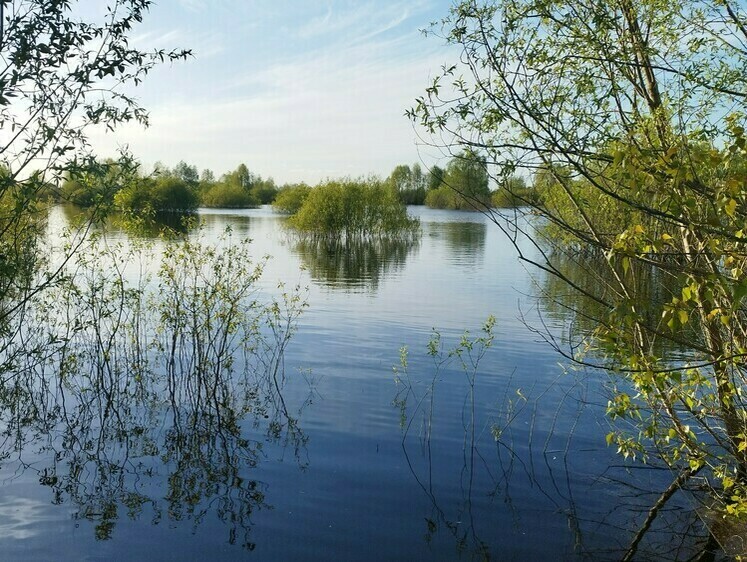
xmin=273 ymin=184 xmax=311 ymax=214
xmin=201 ymin=182 xmax=257 ymax=208
xmin=288 ymin=178 xmax=419 ymax=240
xmin=115 ymin=177 xmax=198 ymax=213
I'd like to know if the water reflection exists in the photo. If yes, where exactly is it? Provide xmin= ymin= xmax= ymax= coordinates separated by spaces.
xmin=197 ymin=211 xmax=253 ymax=239
xmin=537 ymin=247 xmax=694 ymax=357
xmin=0 ymin=230 xmax=307 ymax=549
xmin=394 ymin=325 xmax=716 ymax=561
xmin=57 ymin=203 xmax=197 ymax=238
xmin=293 ymin=237 xmax=419 ymax=291
xmin=428 ymin=220 xmax=486 ymax=268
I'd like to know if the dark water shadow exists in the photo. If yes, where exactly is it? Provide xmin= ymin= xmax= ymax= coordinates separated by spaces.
xmin=292 ymin=236 xmax=420 ymax=291
xmin=427 ymin=220 xmax=487 ymax=268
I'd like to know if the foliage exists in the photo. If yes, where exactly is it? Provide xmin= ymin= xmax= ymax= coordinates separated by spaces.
xmin=199 ymin=163 xmax=276 ymax=208
xmin=287 ymin=178 xmax=420 ymax=241
xmin=0 ymin=0 xmax=189 ymax=326
xmin=58 ymin=158 xmax=141 ymax=208
xmin=427 ymin=165 xmax=445 ymax=191
xmin=425 ymin=152 xmax=491 ymax=210
xmin=171 ymin=160 xmax=199 ymax=187
xmin=385 ymin=163 xmax=427 ymax=205
xmin=201 ymin=181 xmax=257 ymax=208
xmin=392 ymin=317 xmax=498 ymax=559
xmin=115 ymin=176 xmax=198 ymax=214
xmin=272 ymin=183 xmax=311 ymax=215
xmin=411 ymin=0 xmax=747 ymax=518
xmin=251 ymin=177 xmax=278 ymax=204
xmin=0 ymin=228 xmax=306 ymax=544
xmin=491 ymin=176 xmax=540 ymax=208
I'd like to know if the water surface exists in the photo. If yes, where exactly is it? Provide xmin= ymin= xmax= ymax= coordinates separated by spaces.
xmin=0 ymin=206 xmax=707 ymax=561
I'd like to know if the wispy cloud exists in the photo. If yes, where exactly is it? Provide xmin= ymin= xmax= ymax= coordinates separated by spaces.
xmin=90 ymin=0 xmax=457 ymax=183
xmin=297 ymin=0 xmax=428 ymax=44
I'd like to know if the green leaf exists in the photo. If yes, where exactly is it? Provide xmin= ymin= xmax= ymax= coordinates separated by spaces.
xmin=678 ymin=310 xmax=689 ymax=325
xmin=726 ymin=198 xmax=737 ymax=218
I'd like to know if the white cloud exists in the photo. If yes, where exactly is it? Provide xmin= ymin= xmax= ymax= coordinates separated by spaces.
xmin=88 ymin=0 xmax=456 ymax=183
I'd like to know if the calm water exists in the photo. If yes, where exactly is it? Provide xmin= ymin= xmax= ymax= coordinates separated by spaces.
xmin=0 ymin=206 xmax=707 ymax=561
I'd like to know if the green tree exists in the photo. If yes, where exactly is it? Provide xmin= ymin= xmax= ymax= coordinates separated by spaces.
xmin=172 ymin=161 xmax=199 ymax=188
xmin=201 ymin=181 xmax=256 ymax=208
xmin=59 ymin=158 xmax=140 ymax=208
xmin=412 ymin=0 xmax=747 ymax=524
xmin=427 ymin=165 xmax=445 ymax=191
xmin=250 ymin=176 xmax=278 ymax=204
xmin=412 ymin=164 xmax=426 ymax=193
xmin=200 ymin=169 xmax=216 ymax=185
xmin=491 ymin=175 xmax=539 ymax=208
xmin=288 ymin=178 xmax=419 ymax=241
xmin=273 ymin=183 xmax=311 ymax=214
xmin=388 ymin=165 xmax=413 ymax=194
xmin=0 ymin=0 xmax=188 ymax=324
xmin=425 ymin=152 xmax=490 ymax=210
xmin=115 ymin=175 xmax=198 ymax=214
xmin=386 ymin=164 xmax=427 ymax=205
xmin=223 ymin=163 xmax=255 ymax=190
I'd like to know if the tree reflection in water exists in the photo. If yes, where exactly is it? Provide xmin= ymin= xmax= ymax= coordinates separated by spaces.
xmin=0 ymin=227 xmax=307 ymax=548
xmin=293 ymin=236 xmax=419 ymax=290
xmin=394 ymin=321 xmax=720 ymax=561
xmin=429 ymin=220 xmax=487 ymax=268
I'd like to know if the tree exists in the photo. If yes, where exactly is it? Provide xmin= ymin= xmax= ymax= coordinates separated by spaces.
xmin=425 ymin=152 xmax=491 ymax=210
xmin=59 ymin=158 xmax=140 ymax=208
xmin=0 ymin=0 xmax=189 ymax=323
xmin=223 ymin=163 xmax=255 ymax=190
xmin=250 ymin=176 xmax=278 ymax=204
xmin=172 ymin=161 xmax=199 ymax=188
xmin=115 ymin=175 xmax=198 ymax=214
xmin=200 ymin=169 xmax=216 ymax=185
xmin=412 ymin=164 xmax=426 ymax=193
xmin=385 ymin=164 xmax=427 ymax=204
xmin=411 ymin=0 xmax=747 ymax=521
xmin=272 ymin=183 xmax=311 ymax=215
xmin=201 ymin=181 xmax=256 ymax=208
xmin=388 ymin=164 xmax=413 ymax=194
xmin=427 ymin=165 xmax=445 ymax=191
xmin=491 ymin=175 xmax=538 ymax=208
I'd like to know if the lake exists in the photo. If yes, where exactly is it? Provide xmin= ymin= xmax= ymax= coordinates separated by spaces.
xmin=0 ymin=205 xmax=709 ymax=560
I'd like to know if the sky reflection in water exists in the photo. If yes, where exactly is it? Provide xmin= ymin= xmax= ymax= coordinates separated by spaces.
xmin=0 ymin=206 xmax=710 ymax=561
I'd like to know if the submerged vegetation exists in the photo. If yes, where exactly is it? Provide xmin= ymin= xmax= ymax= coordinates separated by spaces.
xmin=272 ymin=183 xmax=312 ymax=215
xmin=3 ymin=227 xmax=307 ymax=544
xmin=7 ymin=0 xmax=745 ymax=555
xmin=286 ymin=178 xmax=420 ymax=241
xmin=411 ymin=0 xmax=747 ymax=541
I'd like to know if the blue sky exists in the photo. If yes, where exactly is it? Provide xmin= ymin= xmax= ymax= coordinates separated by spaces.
xmin=89 ymin=0 xmax=458 ymax=184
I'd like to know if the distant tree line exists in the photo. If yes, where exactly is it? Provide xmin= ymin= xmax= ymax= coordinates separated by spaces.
xmin=384 ymin=152 xmax=540 ymax=211
xmin=47 ymin=154 xmax=545 ymax=215
xmin=53 ymin=160 xmax=280 ymax=214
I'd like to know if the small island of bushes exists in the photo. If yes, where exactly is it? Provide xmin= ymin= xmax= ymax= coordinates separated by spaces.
xmin=277 ymin=178 xmax=419 ymax=241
